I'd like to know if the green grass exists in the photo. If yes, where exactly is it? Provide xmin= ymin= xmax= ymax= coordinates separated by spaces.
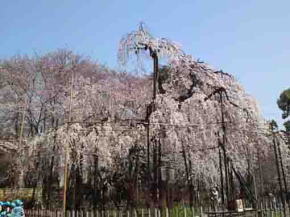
xmin=167 ymin=205 xmax=201 ymax=217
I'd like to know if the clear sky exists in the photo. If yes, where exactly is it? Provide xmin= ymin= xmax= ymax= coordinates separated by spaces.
xmin=0 ymin=0 xmax=289 ymax=127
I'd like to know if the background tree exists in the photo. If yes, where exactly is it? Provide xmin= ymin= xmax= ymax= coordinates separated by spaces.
xmin=284 ymin=120 xmax=290 ymax=132
xmin=277 ymin=88 xmax=290 ymax=119
xmin=277 ymin=88 xmax=290 ymax=146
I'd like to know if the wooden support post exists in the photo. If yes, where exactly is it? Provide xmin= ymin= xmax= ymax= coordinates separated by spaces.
xmin=183 ymin=207 xmax=187 ymax=217
xmin=63 ymin=64 xmax=74 ymax=217
xmin=165 ymin=208 xmax=169 ymax=217
xmin=219 ymin=147 xmax=225 ymax=206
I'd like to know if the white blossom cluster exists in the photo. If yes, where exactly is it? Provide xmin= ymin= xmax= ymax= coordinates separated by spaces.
xmin=20 ymin=53 xmax=277 ymax=188
xmin=0 ymin=31 xmax=285 ymax=191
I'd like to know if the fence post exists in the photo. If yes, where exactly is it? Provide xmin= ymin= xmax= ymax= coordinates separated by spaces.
xmin=148 ymin=208 xmax=150 ymax=217
xmin=271 ymin=210 xmax=274 ymax=217
xmin=183 ymin=207 xmax=187 ymax=217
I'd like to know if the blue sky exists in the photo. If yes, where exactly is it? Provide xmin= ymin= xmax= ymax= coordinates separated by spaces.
xmin=0 ymin=0 xmax=289 ymax=127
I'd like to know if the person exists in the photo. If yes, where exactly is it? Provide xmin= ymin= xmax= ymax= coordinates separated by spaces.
xmin=0 ymin=211 xmax=7 ymax=217
xmin=10 ymin=200 xmax=24 ymax=217
xmin=5 ymin=202 xmax=11 ymax=213
xmin=210 ymin=186 xmax=220 ymax=210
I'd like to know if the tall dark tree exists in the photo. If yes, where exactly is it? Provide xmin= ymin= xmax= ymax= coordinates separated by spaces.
xmin=284 ymin=120 xmax=290 ymax=133
xmin=277 ymin=88 xmax=290 ymax=119
xmin=277 ymin=88 xmax=290 ymax=147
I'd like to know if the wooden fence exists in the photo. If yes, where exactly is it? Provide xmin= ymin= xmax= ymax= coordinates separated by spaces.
xmin=25 ymin=208 xmax=201 ymax=217
xmin=24 ymin=207 xmax=285 ymax=217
